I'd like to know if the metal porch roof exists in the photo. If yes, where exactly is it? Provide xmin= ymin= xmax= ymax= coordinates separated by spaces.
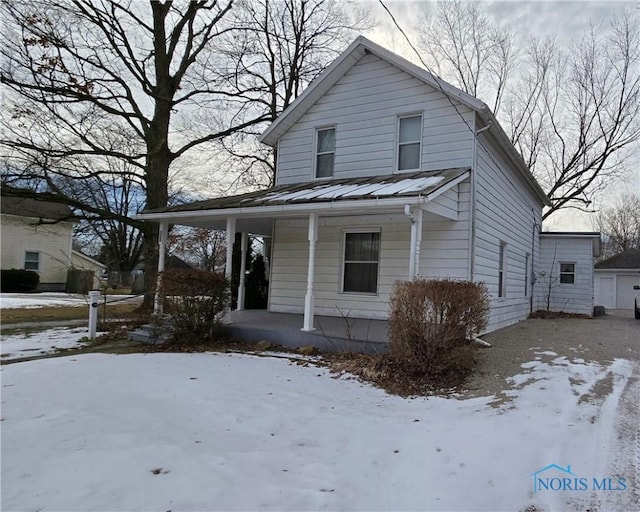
xmin=141 ymin=168 xmax=469 ymax=217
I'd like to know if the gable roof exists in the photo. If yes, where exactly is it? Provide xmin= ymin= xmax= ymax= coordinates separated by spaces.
xmin=595 ymin=248 xmax=640 ymax=269
xmin=1 ymin=194 xmax=73 ymax=221
xmin=259 ymin=36 xmax=550 ymax=207
xmin=139 ymin=167 xmax=469 ymax=219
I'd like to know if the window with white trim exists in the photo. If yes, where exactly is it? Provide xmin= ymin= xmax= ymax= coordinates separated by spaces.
xmin=397 ymin=114 xmax=422 ymax=171
xmin=315 ymin=127 xmax=335 ymax=178
xmin=498 ymin=242 xmax=507 ymax=298
xmin=524 ymin=253 xmax=530 ymax=297
xmin=560 ymin=262 xmax=576 ymax=284
xmin=24 ymin=251 xmax=40 ymax=272
xmin=342 ymin=231 xmax=380 ymax=294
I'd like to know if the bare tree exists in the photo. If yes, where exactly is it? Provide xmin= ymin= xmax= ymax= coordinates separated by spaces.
xmin=210 ymin=0 xmax=371 ymax=190
xmin=0 ymin=0 xmax=269 ymax=304
xmin=593 ymin=193 xmax=640 ymax=260
xmin=412 ymin=2 xmax=640 ymax=220
xmin=168 ymin=227 xmax=227 ymax=271
xmin=416 ymin=1 xmax=516 ymax=116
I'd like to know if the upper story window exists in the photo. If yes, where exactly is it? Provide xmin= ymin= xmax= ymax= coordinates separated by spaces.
xmin=560 ymin=262 xmax=576 ymax=284
xmin=315 ymin=127 xmax=335 ymax=178
xmin=398 ymin=114 xmax=422 ymax=171
xmin=24 ymin=251 xmax=40 ymax=272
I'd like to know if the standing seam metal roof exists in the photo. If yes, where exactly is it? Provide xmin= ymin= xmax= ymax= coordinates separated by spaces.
xmin=143 ymin=168 xmax=469 ymax=215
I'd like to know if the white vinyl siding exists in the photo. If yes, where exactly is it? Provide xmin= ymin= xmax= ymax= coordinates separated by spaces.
xmin=24 ymin=251 xmax=40 ymax=271
xmin=269 ymin=203 xmax=471 ymax=319
xmin=534 ymin=237 xmax=595 ymax=315
xmin=276 ymin=53 xmax=474 ymax=185
xmin=397 ymin=115 xmax=422 ymax=171
xmin=315 ymin=127 xmax=335 ymax=178
xmin=473 ymin=123 xmax=543 ymax=332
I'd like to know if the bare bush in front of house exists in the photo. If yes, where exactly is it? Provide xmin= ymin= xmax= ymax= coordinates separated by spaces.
xmin=388 ymin=279 xmax=490 ymax=386
xmin=161 ymin=269 xmax=230 ymax=344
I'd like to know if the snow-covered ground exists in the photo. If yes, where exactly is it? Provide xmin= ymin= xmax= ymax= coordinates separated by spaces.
xmin=1 ymin=327 xmax=92 ymax=361
xmin=1 ymin=351 xmax=637 ymax=511
xmin=0 ymin=292 xmax=137 ymax=309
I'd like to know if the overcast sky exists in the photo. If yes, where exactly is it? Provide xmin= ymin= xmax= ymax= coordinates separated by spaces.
xmin=359 ymin=0 xmax=639 ymax=230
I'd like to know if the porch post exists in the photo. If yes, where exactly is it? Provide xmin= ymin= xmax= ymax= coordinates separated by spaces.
xmin=414 ymin=208 xmax=423 ymax=278
xmin=408 ymin=215 xmax=417 ymax=280
xmin=302 ymin=212 xmax=318 ymax=332
xmin=237 ymin=232 xmax=248 ymax=311
xmin=153 ymin=220 xmax=168 ymax=315
xmin=225 ymin=217 xmax=236 ymax=279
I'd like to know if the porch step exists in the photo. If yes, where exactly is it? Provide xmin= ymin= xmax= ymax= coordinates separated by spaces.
xmin=128 ymin=320 xmax=172 ymax=345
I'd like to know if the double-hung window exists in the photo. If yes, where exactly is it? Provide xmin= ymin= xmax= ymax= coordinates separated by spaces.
xmin=524 ymin=253 xmax=530 ymax=297
xmin=560 ymin=262 xmax=575 ymax=284
xmin=342 ymin=231 xmax=380 ymax=294
xmin=24 ymin=251 xmax=40 ymax=272
xmin=398 ymin=114 xmax=422 ymax=171
xmin=315 ymin=127 xmax=335 ymax=178
xmin=498 ymin=242 xmax=507 ymax=298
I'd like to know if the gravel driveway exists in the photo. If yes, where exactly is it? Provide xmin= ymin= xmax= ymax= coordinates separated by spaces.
xmin=465 ymin=310 xmax=639 ymax=399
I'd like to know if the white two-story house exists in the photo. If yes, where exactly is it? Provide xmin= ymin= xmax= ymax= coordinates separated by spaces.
xmin=139 ymin=36 xmax=596 ymax=338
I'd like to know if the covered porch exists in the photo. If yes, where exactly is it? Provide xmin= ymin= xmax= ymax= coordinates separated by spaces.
xmin=136 ymin=168 xmax=471 ymax=341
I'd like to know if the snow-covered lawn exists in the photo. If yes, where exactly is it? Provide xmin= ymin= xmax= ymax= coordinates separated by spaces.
xmin=1 ymin=327 xmax=92 ymax=360
xmin=1 ymin=352 xmax=637 ymax=511
xmin=0 ymin=292 xmax=137 ymax=309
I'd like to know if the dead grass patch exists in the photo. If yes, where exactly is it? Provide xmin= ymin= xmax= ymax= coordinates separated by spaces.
xmin=529 ymin=310 xmax=591 ymax=319
xmin=1 ymin=303 xmax=141 ymax=324
xmin=325 ymin=352 xmax=475 ymax=397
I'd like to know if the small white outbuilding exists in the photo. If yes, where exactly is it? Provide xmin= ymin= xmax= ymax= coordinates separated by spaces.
xmin=593 ymin=248 xmax=640 ymax=310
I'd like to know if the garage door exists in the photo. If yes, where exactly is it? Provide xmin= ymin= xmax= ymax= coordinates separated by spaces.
xmin=616 ymin=275 xmax=640 ymax=310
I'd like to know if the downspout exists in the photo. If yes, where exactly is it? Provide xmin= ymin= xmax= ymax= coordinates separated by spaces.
xmin=469 ymin=121 xmax=492 ymax=281
xmin=530 ymin=209 xmax=539 ymax=315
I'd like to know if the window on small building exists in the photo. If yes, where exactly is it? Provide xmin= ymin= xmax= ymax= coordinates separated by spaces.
xmin=24 ymin=251 xmax=40 ymax=272
xmin=498 ymin=242 xmax=507 ymax=298
xmin=560 ymin=262 xmax=576 ymax=284
xmin=524 ymin=253 xmax=530 ymax=297
xmin=315 ymin=127 xmax=335 ymax=178
xmin=343 ymin=231 xmax=380 ymax=294
xmin=398 ymin=114 xmax=422 ymax=171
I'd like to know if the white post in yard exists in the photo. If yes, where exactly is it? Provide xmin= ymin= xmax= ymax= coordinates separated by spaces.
xmin=414 ymin=208 xmax=423 ymax=278
xmin=225 ymin=217 xmax=236 ymax=280
xmin=237 ymin=232 xmax=248 ymax=311
xmin=88 ymin=289 xmax=100 ymax=339
xmin=302 ymin=212 xmax=318 ymax=332
xmin=153 ymin=221 xmax=169 ymax=315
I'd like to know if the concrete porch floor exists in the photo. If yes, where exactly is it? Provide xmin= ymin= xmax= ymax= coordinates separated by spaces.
xmin=225 ymin=310 xmax=389 ymax=353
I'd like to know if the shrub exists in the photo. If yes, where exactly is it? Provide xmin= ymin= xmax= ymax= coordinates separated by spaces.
xmin=1 ymin=269 xmax=40 ymax=292
xmin=388 ymin=279 xmax=489 ymax=386
xmin=161 ymin=268 xmax=230 ymax=343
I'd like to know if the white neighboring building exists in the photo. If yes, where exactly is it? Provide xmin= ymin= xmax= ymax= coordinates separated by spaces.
xmin=1 ymin=195 xmax=74 ymax=291
xmin=534 ymin=233 xmax=601 ymax=315
xmin=594 ymin=248 xmax=640 ymax=310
